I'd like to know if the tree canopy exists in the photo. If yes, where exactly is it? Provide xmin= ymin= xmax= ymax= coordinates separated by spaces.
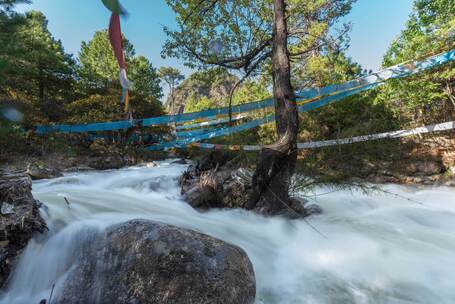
xmin=158 ymin=66 xmax=185 ymax=114
xmin=163 ymin=0 xmax=355 ymax=80
xmin=377 ymin=0 xmax=455 ymax=124
xmin=78 ymin=30 xmax=162 ymax=100
xmin=1 ymin=10 xmax=75 ymax=123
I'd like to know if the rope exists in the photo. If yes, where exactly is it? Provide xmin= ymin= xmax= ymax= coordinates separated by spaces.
xmin=174 ymin=120 xmax=455 ymax=151
xmin=35 ymin=48 xmax=455 ymax=134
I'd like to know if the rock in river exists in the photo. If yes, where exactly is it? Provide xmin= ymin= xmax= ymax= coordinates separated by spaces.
xmin=56 ymin=219 xmax=256 ymax=304
xmin=0 ymin=170 xmax=47 ymax=287
xmin=26 ymin=162 xmax=63 ymax=180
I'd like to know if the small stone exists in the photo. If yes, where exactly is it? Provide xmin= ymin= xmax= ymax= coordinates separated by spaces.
xmin=26 ymin=163 xmax=63 ymax=180
xmin=1 ymin=202 xmax=15 ymax=215
xmin=448 ymin=166 xmax=455 ymax=176
xmin=146 ymin=162 xmax=157 ymax=168
xmin=305 ymin=204 xmax=323 ymax=216
xmin=171 ymin=159 xmax=187 ymax=165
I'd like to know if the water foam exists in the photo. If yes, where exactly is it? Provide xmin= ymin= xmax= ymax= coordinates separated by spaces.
xmin=1 ymin=162 xmax=455 ymax=303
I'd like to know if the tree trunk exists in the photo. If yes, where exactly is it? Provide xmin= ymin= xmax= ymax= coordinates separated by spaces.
xmin=248 ymin=0 xmax=299 ymax=215
xmin=38 ymin=64 xmax=45 ymax=105
xmin=170 ymin=86 xmax=175 ymax=115
xmin=445 ymin=80 xmax=455 ymax=120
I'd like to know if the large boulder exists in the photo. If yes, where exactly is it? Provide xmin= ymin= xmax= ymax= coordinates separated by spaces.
xmin=56 ymin=220 xmax=256 ymax=304
xmin=0 ymin=170 xmax=47 ymax=287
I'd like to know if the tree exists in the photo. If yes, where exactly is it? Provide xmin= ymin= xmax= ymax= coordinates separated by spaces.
xmin=78 ymin=30 xmax=162 ymax=98
xmin=0 ymin=0 xmax=30 ymax=13
xmin=130 ymin=56 xmax=163 ymax=99
xmin=376 ymin=0 xmax=455 ymax=124
xmin=78 ymin=30 xmax=135 ymax=93
xmin=184 ymin=95 xmax=216 ymax=113
xmin=158 ymin=67 xmax=184 ymax=114
xmin=65 ymin=91 xmax=164 ymax=124
xmin=0 ymin=10 xmax=76 ymax=123
xmin=163 ymin=0 xmax=355 ymax=215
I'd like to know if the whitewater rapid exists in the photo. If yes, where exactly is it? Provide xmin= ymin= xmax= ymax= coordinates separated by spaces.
xmin=1 ymin=161 xmax=455 ymax=304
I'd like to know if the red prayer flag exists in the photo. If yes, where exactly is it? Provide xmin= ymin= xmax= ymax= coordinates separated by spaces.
xmin=108 ymin=13 xmax=126 ymax=69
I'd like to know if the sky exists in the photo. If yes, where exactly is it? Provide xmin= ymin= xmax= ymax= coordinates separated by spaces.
xmin=17 ymin=0 xmax=415 ymax=99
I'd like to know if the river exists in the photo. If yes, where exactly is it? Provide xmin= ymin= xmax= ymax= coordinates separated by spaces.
xmin=1 ymin=161 xmax=455 ymax=303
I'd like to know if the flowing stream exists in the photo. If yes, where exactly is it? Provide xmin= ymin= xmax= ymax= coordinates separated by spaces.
xmin=1 ymin=161 xmax=455 ymax=304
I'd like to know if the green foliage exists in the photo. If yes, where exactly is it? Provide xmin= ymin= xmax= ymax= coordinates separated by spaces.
xmin=129 ymin=56 xmax=163 ymax=99
xmin=231 ymin=80 xmax=269 ymax=105
xmin=293 ymin=51 xmax=364 ymax=89
xmin=77 ymin=30 xmax=134 ymax=91
xmin=129 ymin=95 xmax=165 ymax=118
xmin=182 ymin=74 xmax=270 ymax=112
xmin=170 ymin=68 xmax=238 ymax=113
xmin=65 ymin=92 xmax=164 ymax=124
xmin=0 ymin=0 xmax=30 ymax=13
xmin=158 ymin=67 xmax=184 ymax=88
xmin=163 ymin=0 xmax=355 ymax=71
xmin=184 ymin=95 xmax=216 ymax=113
xmin=376 ymin=0 xmax=455 ymax=125
xmin=158 ymin=66 xmax=184 ymax=113
xmin=0 ymin=10 xmax=76 ymax=122
xmin=78 ymin=30 xmax=162 ymax=99
xmin=0 ymin=123 xmax=26 ymax=158
xmin=65 ymin=94 xmax=123 ymax=123
xmin=299 ymin=89 xmax=398 ymax=142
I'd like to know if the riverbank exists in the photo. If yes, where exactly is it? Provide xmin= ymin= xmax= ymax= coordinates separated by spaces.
xmin=297 ymin=134 xmax=455 ymax=187
xmin=1 ymin=133 xmax=454 ymax=188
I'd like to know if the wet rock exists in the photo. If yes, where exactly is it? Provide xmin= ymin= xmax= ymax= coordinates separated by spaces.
xmin=407 ymin=160 xmax=444 ymax=176
xmin=145 ymin=161 xmax=158 ymax=168
xmin=180 ymin=152 xmax=317 ymax=217
xmin=63 ymin=165 xmax=94 ymax=173
xmin=87 ymin=139 xmax=126 ymax=170
xmin=88 ymin=139 xmax=108 ymax=155
xmin=87 ymin=155 xmax=124 ymax=170
xmin=0 ymin=170 xmax=47 ymax=287
xmin=26 ymin=162 xmax=63 ymax=180
xmin=195 ymin=151 xmax=232 ymax=172
xmin=181 ymin=166 xmax=253 ymax=210
xmin=171 ymin=158 xmax=187 ymax=165
xmin=56 ymin=220 xmax=256 ymax=304
xmin=182 ymin=170 xmax=224 ymax=209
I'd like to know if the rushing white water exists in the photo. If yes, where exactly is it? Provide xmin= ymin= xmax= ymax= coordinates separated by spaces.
xmin=1 ymin=161 xmax=455 ymax=304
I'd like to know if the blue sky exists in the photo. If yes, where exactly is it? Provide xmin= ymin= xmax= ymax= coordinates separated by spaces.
xmin=17 ymin=0 xmax=415 ymax=98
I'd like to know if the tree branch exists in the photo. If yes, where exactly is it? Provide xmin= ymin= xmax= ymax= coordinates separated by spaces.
xmin=183 ymin=0 xmax=222 ymax=25
xmin=181 ymin=37 xmax=272 ymax=70
xmin=227 ymin=50 xmax=271 ymax=123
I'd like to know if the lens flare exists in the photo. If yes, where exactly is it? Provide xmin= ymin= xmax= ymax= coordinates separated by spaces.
xmin=209 ymin=39 xmax=223 ymax=56
xmin=1 ymin=107 xmax=23 ymax=123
